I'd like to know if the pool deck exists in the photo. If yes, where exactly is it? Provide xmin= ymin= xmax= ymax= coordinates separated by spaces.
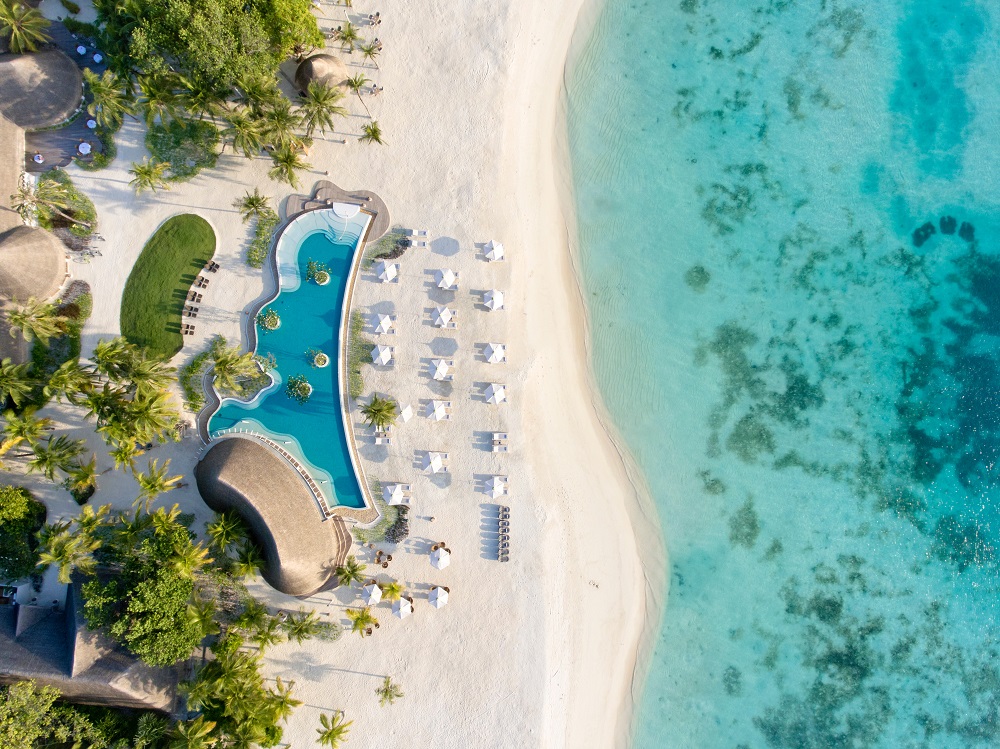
xmin=198 ymin=182 xmax=391 ymax=524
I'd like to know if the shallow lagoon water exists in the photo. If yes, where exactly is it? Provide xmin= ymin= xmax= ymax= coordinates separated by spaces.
xmin=567 ymin=1 xmax=1000 ymax=746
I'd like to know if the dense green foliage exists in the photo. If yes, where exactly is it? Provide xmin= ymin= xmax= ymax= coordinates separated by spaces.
xmin=0 ymin=485 xmax=45 ymax=583
xmin=145 ymin=119 xmax=219 ymax=181
xmin=179 ymin=349 xmax=211 ymax=412
xmin=120 ymin=214 xmax=215 ymax=358
xmin=35 ymin=171 xmax=97 ymax=239
xmin=82 ymin=507 xmax=208 ymax=666
xmin=246 ymin=207 xmax=280 ymax=268
xmin=28 ymin=293 xmax=92 ymax=406
xmin=347 ymin=310 xmax=371 ymax=399
xmin=284 ymin=373 xmax=311 ymax=404
xmin=94 ymin=0 xmax=322 ymax=89
xmin=0 ymin=680 xmax=169 ymax=748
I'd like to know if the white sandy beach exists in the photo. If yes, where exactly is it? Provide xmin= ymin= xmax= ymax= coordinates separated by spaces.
xmin=18 ymin=0 xmax=665 ymax=746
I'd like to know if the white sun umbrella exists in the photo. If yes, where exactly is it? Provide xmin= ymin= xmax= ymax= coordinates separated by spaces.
xmin=371 ymin=345 xmax=393 ymax=365
xmin=424 ymin=452 xmax=446 ymax=473
xmin=484 ymin=343 xmax=506 ymax=364
xmin=431 ymin=359 xmax=451 ymax=381
xmin=485 ymin=240 xmax=505 ymax=262
xmin=484 ymin=289 xmax=504 ymax=311
xmin=383 ymin=483 xmax=406 ymax=505
xmin=375 ymin=314 xmax=394 ymax=334
xmin=376 ymin=260 xmax=397 ymax=283
xmin=400 ymin=404 xmax=413 ymax=422
xmin=433 ymin=306 xmax=454 ymax=327
xmin=429 ymin=586 xmax=449 ymax=608
xmin=430 ymin=547 xmax=451 ymax=569
xmin=485 ymin=383 xmax=507 ymax=405
xmin=436 ymin=268 xmax=458 ymax=289
xmin=392 ymin=598 xmax=413 ymax=619
xmin=486 ymin=475 xmax=507 ymax=499
xmin=77 ymin=142 xmax=92 ymax=155
xmin=429 ymin=400 xmax=448 ymax=421
xmin=361 ymin=583 xmax=382 ymax=606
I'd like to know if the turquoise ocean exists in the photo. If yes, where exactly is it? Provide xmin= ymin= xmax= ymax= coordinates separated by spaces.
xmin=566 ymin=1 xmax=1000 ymax=746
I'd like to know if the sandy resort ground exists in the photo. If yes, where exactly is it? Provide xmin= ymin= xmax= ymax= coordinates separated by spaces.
xmin=13 ymin=0 xmax=665 ymax=745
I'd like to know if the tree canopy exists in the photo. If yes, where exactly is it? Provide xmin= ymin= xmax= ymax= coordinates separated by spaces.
xmin=94 ymin=0 xmax=322 ymax=89
xmin=0 ymin=485 xmax=45 ymax=584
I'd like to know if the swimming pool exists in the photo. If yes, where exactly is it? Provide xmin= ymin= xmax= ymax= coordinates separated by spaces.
xmin=207 ymin=207 xmax=370 ymax=510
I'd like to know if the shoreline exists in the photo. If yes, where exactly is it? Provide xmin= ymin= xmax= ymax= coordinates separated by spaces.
xmin=502 ymin=0 xmax=667 ymax=744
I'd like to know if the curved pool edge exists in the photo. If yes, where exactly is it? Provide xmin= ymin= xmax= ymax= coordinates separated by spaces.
xmin=197 ymin=200 xmax=388 ymax=525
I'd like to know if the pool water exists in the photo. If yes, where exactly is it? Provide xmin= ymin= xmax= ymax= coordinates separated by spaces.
xmin=208 ymin=217 xmax=367 ymax=509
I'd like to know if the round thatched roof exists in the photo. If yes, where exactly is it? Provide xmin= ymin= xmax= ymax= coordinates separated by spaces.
xmin=0 ymin=226 xmax=66 ymax=302
xmin=195 ymin=437 xmax=349 ymax=596
xmin=0 ymin=50 xmax=83 ymax=130
xmin=294 ymin=54 xmax=350 ymax=94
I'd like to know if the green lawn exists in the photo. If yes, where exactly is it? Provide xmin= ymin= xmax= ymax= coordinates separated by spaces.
xmin=121 ymin=214 xmax=215 ymax=359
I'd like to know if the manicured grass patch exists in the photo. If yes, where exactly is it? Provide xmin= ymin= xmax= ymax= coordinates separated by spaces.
xmin=121 ymin=215 xmax=215 ymax=359
xmin=146 ymin=120 xmax=220 ymax=181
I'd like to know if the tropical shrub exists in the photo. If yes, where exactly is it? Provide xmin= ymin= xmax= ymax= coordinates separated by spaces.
xmin=284 ymin=374 xmax=311 ymax=404
xmin=246 ymin=207 xmax=280 ymax=268
xmin=0 ymin=485 xmax=46 ymax=583
xmin=145 ymin=119 xmax=220 ymax=181
xmin=59 ymin=0 xmax=81 ymax=14
xmin=308 ymin=349 xmax=328 ymax=368
xmin=257 ymin=308 xmax=280 ymax=331
xmin=35 ymin=170 xmax=97 ymax=239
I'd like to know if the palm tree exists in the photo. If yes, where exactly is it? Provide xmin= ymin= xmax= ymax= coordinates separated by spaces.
xmin=268 ymin=676 xmax=302 ymax=723
xmin=168 ymin=715 xmax=216 ymax=749
xmin=334 ymin=555 xmax=366 ymax=588
xmin=0 ymin=358 xmax=34 ymax=407
xmin=345 ymin=73 xmax=370 ymax=117
xmin=234 ymin=73 xmax=281 ymax=116
xmin=82 ymin=68 xmax=135 ymax=129
xmin=360 ymin=120 xmax=385 ymax=145
xmin=180 ymin=76 xmax=226 ymax=121
xmin=186 ymin=596 xmax=220 ymax=638
xmin=12 ymin=173 xmax=92 ymax=229
xmin=375 ymin=675 xmax=404 ymax=706
xmin=129 ymin=158 xmax=171 ymax=193
xmin=37 ymin=522 xmax=100 ymax=583
xmin=359 ymin=42 xmax=381 ymax=69
xmin=1 ymin=407 xmax=51 ymax=455
xmin=222 ymin=110 xmax=264 ymax=159
xmin=233 ymin=188 xmax=270 ymax=223
xmin=133 ymin=714 xmax=168 ymax=749
xmin=206 ymin=511 xmax=246 ymax=554
xmin=334 ymin=21 xmax=360 ymax=53
xmin=283 ymin=608 xmax=322 ymax=643
xmin=92 ymin=337 xmax=136 ymax=380
xmin=345 ymin=607 xmax=377 ymax=637
xmin=109 ymin=438 xmax=143 ymax=471
xmin=6 ymin=297 xmax=67 ymax=344
xmin=379 ymin=580 xmax=403 ymax=602
xmin=250 ymin=615 xmax=286 ymax=651
xmin=267 ymin=146 xmax=311 ymax=188
xmin=44 ymin=359 xmax=94 ymax=404
xmin=137 ymin=72 xmax=182 ymax=126
xmin=234 ymin=540 xmax=264 ymax=578
xmin=74 ymin=503 xmax=110 ymax=536
xmin=171 ymin=539 xmax=213 ymax=579
xmin=133 ymin=458 xmax=181 ymax=509
xmin=316 ymin=712 xmax=352 ymax=748
xmin=211 ymin=343 xmax=259 ymax=393
xmin=259 ymin=99 xmax=304 ymax=151
xmin=360 ymin=394 xmax=397 ymax=430
xmin=121 ymin=389 xmax=180 ymax=446
xmin=299 ymin=81 xmax=347 ymax=137
xmin=0 ymin=1 xmax=50 ymax=54
xmin=126 ymin=357 xmax=175 ymax=397
xmin=28 ymin=435 xmax=85 ymax=481
xmin=65 ymin=454 xmax=98 ymax=497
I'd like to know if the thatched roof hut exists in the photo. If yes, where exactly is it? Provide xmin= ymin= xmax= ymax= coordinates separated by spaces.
xmin=0 ymin=50 xmax=83 ymax=130
xmin=0 ymin=115 xmax=25 ymax=234
xmin=195 ymin=438 xmax=351 ymax=596
xmin=0 ymin=581 xmax=179 ymax=712
xmin=0 ymin=225 xmax=67 ymax=303
xmin=294 ymin=53 xmax=350 ymax=94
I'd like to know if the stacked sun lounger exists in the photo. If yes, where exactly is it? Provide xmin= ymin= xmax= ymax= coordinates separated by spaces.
xmin=492 ymin=432 xmax=508 ymax=453
xmin=497 ymin=506 xmax=510 ymax=562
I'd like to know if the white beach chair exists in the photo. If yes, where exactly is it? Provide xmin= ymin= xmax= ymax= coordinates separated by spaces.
xmin=407 ymin=229 xmax=428 ymax=238
xmin=412 ymin=240 xmax=428 ymax=249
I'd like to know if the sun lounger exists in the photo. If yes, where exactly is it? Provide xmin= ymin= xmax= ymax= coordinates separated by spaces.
xmin=407 ymin=229 xmax=428 ymax=238
xmin=375 ymin=436 xmax=391 ymax=445
xmin=444 ymin=374 xmax=454 ymax=382
xmin=493 ymin=432 xmax=508 ymax=441
xmin=412 ymin=240 xmax=428 ymax=249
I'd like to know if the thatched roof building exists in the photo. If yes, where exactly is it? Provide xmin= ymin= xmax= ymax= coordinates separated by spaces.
xmin=0 ymin=49 xmax=83 ymax=130
xmin=0 ymin=225 xmax=67 ymax=303
xmin=0 ymin=115 xmax=25 ymax=234
xmin=195 ymin=438 xmax=351 ymax=596
xmin=0 ymin=582 xmax=179 ymax=712
xmin=294 ymin=53 xmax=350 ymax=94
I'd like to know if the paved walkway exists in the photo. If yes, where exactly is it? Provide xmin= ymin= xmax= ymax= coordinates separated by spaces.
xmin=24 ymin=22 xmax=108 ymax=172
